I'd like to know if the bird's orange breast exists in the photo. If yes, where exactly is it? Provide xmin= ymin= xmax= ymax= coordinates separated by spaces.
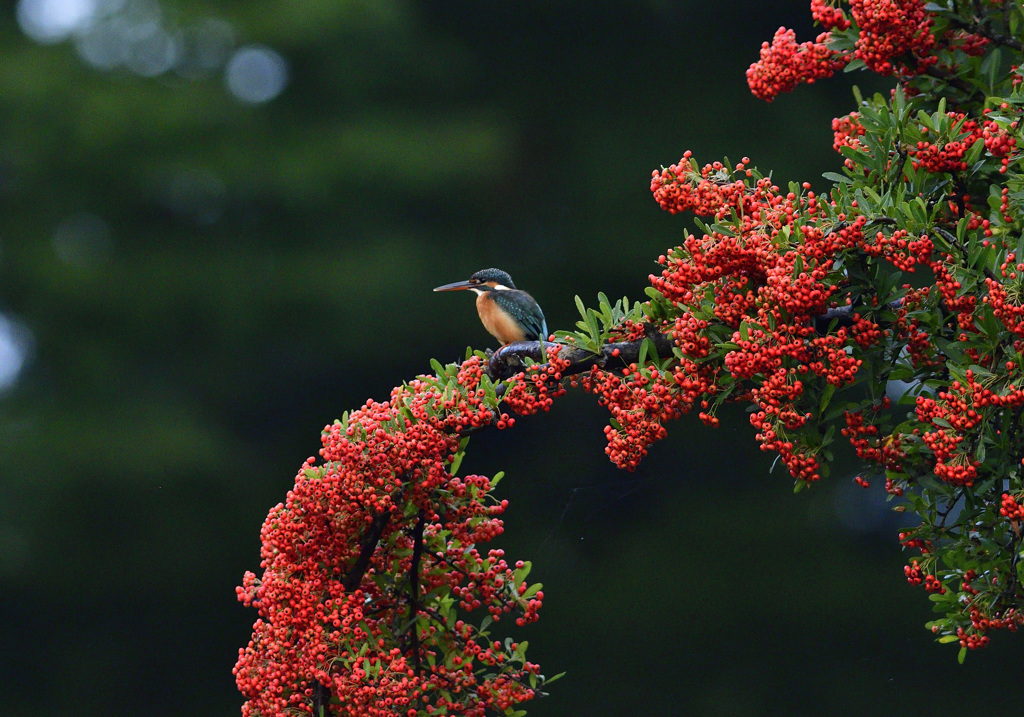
xmin=477 ymin=292 xmax=527 ymax=344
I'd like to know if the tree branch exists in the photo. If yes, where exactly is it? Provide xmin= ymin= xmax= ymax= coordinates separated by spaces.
xmin=486 ymin=331 xmax=677 ymax=382
xmin=342 ymin=509 xmax=393 ymax=592
xmin=312 ymin=683 xmax=330 ymax=717
xmin=486 ymin=302 xmax=906 ymax=387
xmin=948 ymin=14 xmax=1023 ymax=52
xmin=312 ymin=485 xmax=408 ymax=711
xmin=934 ymin=226 xmax=998 ymax=281
xmin=920 ymin=65 xmax=979 ymax=97
xmin=406 ymin=510 xmax=426 ymax=671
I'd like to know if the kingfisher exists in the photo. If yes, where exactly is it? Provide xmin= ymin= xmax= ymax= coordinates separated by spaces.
xmin=434 ymin=268 xmax=548 ymax=345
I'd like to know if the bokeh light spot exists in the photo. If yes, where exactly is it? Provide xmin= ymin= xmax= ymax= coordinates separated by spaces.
xmin=16 ymin=0 xmax=96 ymax=44
xmin=0 ymin=314 xmax=33 ymax=392
xmin=224 ymin=45 xmax=288 ymax=104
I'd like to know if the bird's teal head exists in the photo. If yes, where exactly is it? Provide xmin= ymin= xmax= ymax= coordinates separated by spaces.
xmin=433 ymin=268 xmax=516 ymax=294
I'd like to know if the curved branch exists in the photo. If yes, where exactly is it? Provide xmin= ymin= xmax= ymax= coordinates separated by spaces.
xmin=487 ymin=302 xmax=898 ymax=386
xmin=342 ymin=509 xmax=393 ymax=592
xmin=486 ymin=331 xmax=677 ymax=382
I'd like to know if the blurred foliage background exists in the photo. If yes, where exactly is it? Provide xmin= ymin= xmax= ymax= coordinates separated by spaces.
xmin=1 ymin=1 xmax=1021 ymax=715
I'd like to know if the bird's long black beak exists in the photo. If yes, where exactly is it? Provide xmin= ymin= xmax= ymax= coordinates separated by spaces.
xmin=433 ymin=279 xmax=478 ymax=292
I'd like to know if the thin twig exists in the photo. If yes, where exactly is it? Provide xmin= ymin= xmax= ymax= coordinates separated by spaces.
xmin=407 ymin=511 xmax=426 ymax=670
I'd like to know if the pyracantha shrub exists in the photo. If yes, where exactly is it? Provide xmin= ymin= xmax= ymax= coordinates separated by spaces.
xmin=235 ymin=355 xmax=558 ymax=716
xmin=693 ymin=0 xmax=1023 ymax=660
xmin=238 ymin=1 xmax=1024 ymax=713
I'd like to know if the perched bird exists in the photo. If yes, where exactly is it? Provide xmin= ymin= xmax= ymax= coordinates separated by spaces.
xmin=434 ymin=268 xmax=548 ymax=345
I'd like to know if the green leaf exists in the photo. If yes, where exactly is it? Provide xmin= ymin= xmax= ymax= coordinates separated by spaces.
xmin=844 ymin=58 xmax=867 ymax=73
xmin=964 ymin=134 xmax=985 ymax=167
xmin=968 ymin=363 xmax=994 ymax=379
xmin=840 ymin=145 xmax=873 ymax=167
xmin=981 ymin=48 xmax=1003 ymax=91
xmin=893 ymin=82 xmax=907 ymax=117
xmin=522 ymin=582 xmax=543 ymax=599
xmin=641 ymin=338 xmax=660 ymax=366
xmin=958 ymin=646 xmax=967 ymax=664
xmin=430 ymin=358 xmax=446 ymax=377
xmin=449 ymin=448 xmax=466 ymax=476
xmin=819 ymin=383 xmax=836 ymax=415
xmin=586 ymin=309 xmax=600 ymax=343
xmin=513 ymin=561 xmax=532 ymax=586
xmin=399 ymin=405 xmax=416 ymax=424
xmin=823 ymin=171 xmax=853 ymax=184
xmin=481 ymin=373 xmax=497 ymax=404
xmin=544 ymin=671 xmax=567 ymax=685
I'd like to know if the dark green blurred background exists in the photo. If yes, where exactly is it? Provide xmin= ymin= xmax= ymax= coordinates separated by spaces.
xmin=1 ymin=1 xmax=1020 ymax=715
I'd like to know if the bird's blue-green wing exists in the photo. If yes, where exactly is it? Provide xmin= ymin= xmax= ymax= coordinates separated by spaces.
xmin=492 ymin=290 xmax=548 ymax=341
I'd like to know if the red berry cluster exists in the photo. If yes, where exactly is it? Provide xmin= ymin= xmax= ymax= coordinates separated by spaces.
xmin=747 ymin=27 xmax=848 ymax=101
xmin=904 ymin=561 xmax=944 ymax=592
xmin=648 ymin=160 xmax=883 ymax=482
xmin=904 ymin=560 xmax=924 ymax=585
xmin=907 ymin=114 xmax=982 ymax=173
xmin=1000 ymin=493 xmax=1024 ymax=521
xmin=747 ymin=0 xmax=946 ymax=100
xmin=899 ymin=532 xmax=931 ymax=554
xmin=575 ymin=364 xmax=687 ymax=470
xmin=914 ymin=371 xmax=1024 ymax=486
xmin=860 ymin=229 xmax=933 ymax=272
xmin=982 ymin=115 xmax=1018 ymax=172
xmin=501 ymin=346 xmax=571 ymax=416
xmin=894 ymin=287 xmax=940 ymax=368
xmin=832 ymin=112 xmax=867 ymax=169
xmin=930 ymin=254 xmax=978 ymax=330
xmin=847 ymin=0 xmax=937 ymax=75
xmin=984 ymin=253 xmax=1024 ymax=337
xmin=944 ymin=28 xmax=989 ymax=57
xmin=235 ymin=356 xmax=545 ymax=716
xmin=843 ymin=402 xmax=906 ymax=471
xmin=650 ymin=153 xmax=755 ymax=217
xmin=960 ymin=607 xmax=1024 ymax=649
xmin=811 ymin=0 xmax=852 ymax=30
xmin=611 ymin=318 xmax=648 ymax=342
